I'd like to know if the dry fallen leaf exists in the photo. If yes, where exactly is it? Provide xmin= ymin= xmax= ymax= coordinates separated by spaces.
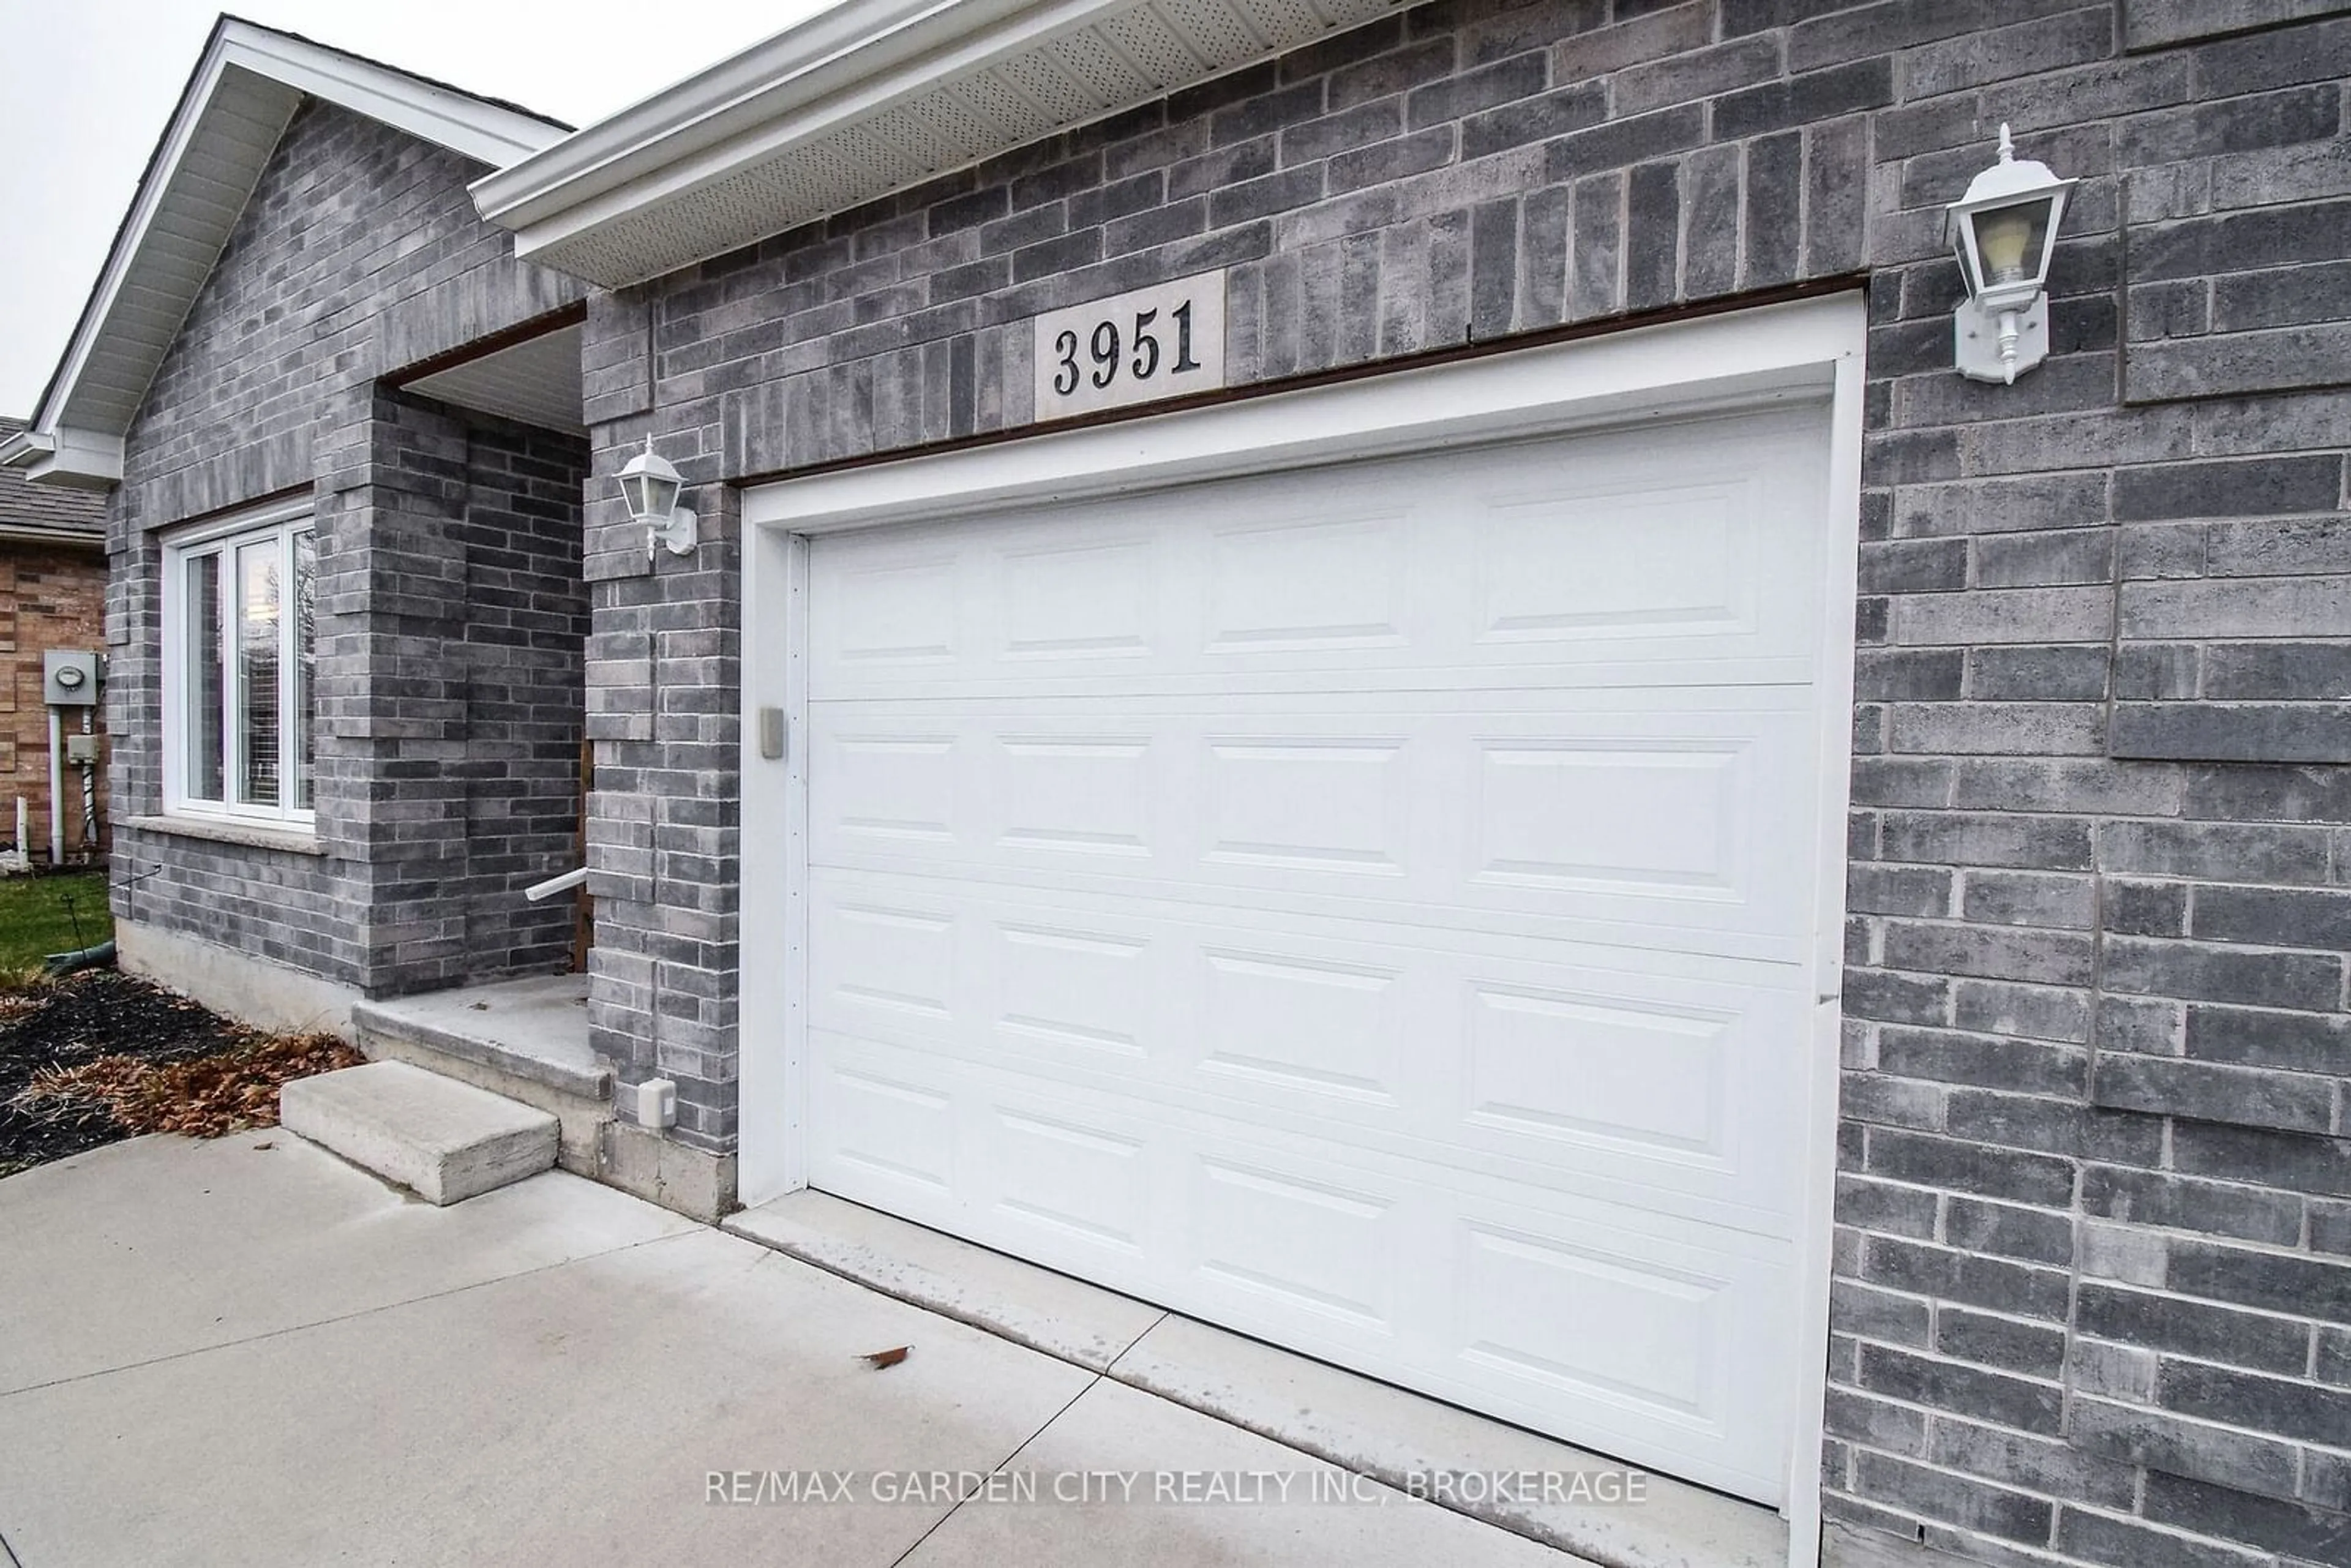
xmin=860 ymin=1346 xmax=911 ymax=1370
xmin=252 ymin=1141 xmax=275 ymax=1150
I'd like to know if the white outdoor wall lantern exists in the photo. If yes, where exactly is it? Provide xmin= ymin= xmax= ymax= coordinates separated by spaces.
xmin=1946 ymin=124 xmax=2077 ymax=384
xmin=619 ymin=436 xmax=698 ymax=561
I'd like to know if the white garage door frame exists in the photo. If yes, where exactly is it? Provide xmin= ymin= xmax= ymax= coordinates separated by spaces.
xmin=740 ymin=292 xmax=1866 ymax=1564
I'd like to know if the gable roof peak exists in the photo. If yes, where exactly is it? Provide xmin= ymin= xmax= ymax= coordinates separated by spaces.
xmin=3 ymin=15 xmax=568 ymax=489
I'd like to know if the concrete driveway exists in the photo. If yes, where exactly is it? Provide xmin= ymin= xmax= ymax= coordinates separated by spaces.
xmin=0 ymin=1132 xmax=1580 ymax=1567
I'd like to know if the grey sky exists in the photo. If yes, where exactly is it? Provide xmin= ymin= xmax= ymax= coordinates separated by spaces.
xmin=0 ymin=0 xmax=842 ymax=415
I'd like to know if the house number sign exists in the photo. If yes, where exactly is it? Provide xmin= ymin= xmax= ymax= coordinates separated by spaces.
xmin=1032 ymin=271 xmax=1227 ymax=421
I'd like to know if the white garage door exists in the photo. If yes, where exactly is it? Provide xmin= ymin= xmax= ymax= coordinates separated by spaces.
xmin=800 ymin=403 xmax=1834 ymax=1504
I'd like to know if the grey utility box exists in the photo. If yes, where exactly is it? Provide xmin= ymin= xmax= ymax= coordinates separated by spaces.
xmin=43 ymin=650 xmax=100 ymax=706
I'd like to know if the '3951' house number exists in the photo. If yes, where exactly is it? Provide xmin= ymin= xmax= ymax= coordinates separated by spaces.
xmin=1032 ymin=271 xmax=1228 ymax=421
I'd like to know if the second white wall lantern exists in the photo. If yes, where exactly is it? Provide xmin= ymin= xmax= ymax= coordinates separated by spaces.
xmin=620 ymin=436 xmax=698 ymax=561
xmin=1946 ymin=124 xmax=2077 ymax=384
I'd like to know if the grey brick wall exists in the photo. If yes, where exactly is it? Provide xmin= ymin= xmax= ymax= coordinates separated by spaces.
xmin=343 ymin=392 xmax=589 ymax=992
xmin=584 ymin=1 xmax=2351 ymax=1564
xmin=110 ymin=97 xmax=587 ymax=994
xmin=449 ymin=415 xmax=592 ymax=975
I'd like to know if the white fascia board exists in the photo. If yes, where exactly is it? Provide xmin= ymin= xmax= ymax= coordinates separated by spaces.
xmin=474 ymin=0 xmax=1174 ymax=270
xmin=28 ymin=19 xmax=567 ymax=451
xmin=216 ymin=26 xmax=568 ymax=169
xmin=27 ymin=35 xmax=267 ymax=441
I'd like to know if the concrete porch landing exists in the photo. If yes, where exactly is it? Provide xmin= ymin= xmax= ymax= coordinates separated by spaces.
xmin=353 ymin=973 xmax=604 ymax=1101
xmin=353 ymin=973 xmax=612 ymax=1182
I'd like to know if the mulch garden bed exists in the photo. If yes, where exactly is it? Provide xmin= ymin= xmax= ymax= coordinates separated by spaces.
xmin=0 ymin=970 xmax=361 ymax=1179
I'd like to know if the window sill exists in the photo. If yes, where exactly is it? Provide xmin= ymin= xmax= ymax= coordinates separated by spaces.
xmin=125 ymin=814 xmax=326 ymax=857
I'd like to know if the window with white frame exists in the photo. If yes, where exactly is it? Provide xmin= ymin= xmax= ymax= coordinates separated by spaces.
xmin=162 ymin=500 xmax=317 ymax=824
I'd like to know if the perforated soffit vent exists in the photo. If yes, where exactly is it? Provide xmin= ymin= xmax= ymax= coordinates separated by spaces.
xmin=508 ymin=0 xmax=1403 ymax=290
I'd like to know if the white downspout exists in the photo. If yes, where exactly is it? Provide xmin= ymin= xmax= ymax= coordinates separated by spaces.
xmin=46 ymin=707 xmax=64 ymax=868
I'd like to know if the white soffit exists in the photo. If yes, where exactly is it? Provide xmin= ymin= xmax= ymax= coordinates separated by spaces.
xmin=403 ymin=322 xmax=588 ymax=434
xmin=473 ymin=0 xmax=1406 ymax=289
xmin=9 ymin=18 xmax=568 ymax=489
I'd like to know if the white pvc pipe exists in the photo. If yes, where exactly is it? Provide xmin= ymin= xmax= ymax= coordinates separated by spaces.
xmin=47 ymin=708 xmax=63 ymax=868
xmin=524 ymin=865 xmax=589 ymax=902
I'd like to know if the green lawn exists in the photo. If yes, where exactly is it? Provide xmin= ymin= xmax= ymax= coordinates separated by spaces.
xmin=0 ymin=873 xmax=112 ymax=976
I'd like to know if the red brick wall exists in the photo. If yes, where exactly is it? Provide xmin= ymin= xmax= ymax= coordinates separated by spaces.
xmin=0 ymin=542 xmax=108 ymax=863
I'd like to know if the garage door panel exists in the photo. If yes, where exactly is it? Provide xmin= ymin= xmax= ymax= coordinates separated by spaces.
xmin=1204 ymin=508 xmax=1413 ymax=654
xmin=809 ymin=698 xmax=1818 ymax=959
xmin=1443 ymin=1201 xmax=1796 ymax=1474
xmin=816 ymin=1062 xmax=957 ymax=1195
xmin=1463 ymin=980 xmax=1736 ymax=1163
xmin=1197 ymin=946 xmax=1404 ymax=1103
xmin=1458 ymin=1220 xmax=1726 ymax=1423
xmin=806 ymin=1032 xmax=1797 ymax=1499
xmin=807 ymin=874 xmax=1808 ymax=1231
xmin=827 ymin=733 xmax=957 ymax=847
xmin=1469 ymin=473 xmax=1759 ymax=646
xmin=825 ymin=549 xmax=962 ymax=668
xmin=1193 ymin=1155 xmax=1402 ymax=1330
xmin=997 ymin=732 xmax=1157 ymax=857
xmin=796 ymin=400 xmax=1835 ymax=1506
xmin=997 ymin=920 xmax=1154 ymax=1059
xmin=1466 ymin=730 xmax=1760 ymax=906
xmin=1204 ymin=737 xmax=1411 ymax=877
xmin=808 ymin=410 xmax=1828 ymax=700
xmin=997 ymin=531 xmax=1161 ymax=659
xmin=991 ymin=1106 xmax=1152 ymax=1254
xmin=823 ymin=899 xmax=956 ymax=1022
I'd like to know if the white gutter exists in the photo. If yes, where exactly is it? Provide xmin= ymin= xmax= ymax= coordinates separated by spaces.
xmin=471 ymin=0 xmax=1016 ymax=232
xmin=0 ymin=427 xmax=118 ymax=490
xmin=223 ymin=29 xmax=567 ymax=170
xmin=10 ymin=429 xmax=124 ymax=491
xmin=474 ymin=0 xmax=1398 ymax=288
xmin=0 ymin=429 xmax=48 ymax=470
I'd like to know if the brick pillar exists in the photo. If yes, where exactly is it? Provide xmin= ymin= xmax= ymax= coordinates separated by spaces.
xmin=340 ymin=388 xmax=474 ymax=994
xmin=582 ymin=405 xmax=743 ymax=1153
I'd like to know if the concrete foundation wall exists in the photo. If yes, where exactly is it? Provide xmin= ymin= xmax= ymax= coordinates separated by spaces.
xmin=116 ymin=920 xmax=361 ymax=1040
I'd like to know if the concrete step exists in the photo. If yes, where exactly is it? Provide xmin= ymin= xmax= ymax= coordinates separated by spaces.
xmin=280 ymin=1062 xmax=558 ymax=1206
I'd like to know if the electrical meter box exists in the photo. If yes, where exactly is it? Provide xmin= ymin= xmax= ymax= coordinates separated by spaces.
xmin=43 ymin=650 xmax=100 ymax=706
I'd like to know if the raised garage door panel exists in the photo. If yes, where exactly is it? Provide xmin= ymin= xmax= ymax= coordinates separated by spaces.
xmin=801 ymin=406 xmax=1834 ymax=1504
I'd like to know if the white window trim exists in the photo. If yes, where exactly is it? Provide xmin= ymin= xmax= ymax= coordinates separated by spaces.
xmin=159 ymin=494 xmax=317 ymax=830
